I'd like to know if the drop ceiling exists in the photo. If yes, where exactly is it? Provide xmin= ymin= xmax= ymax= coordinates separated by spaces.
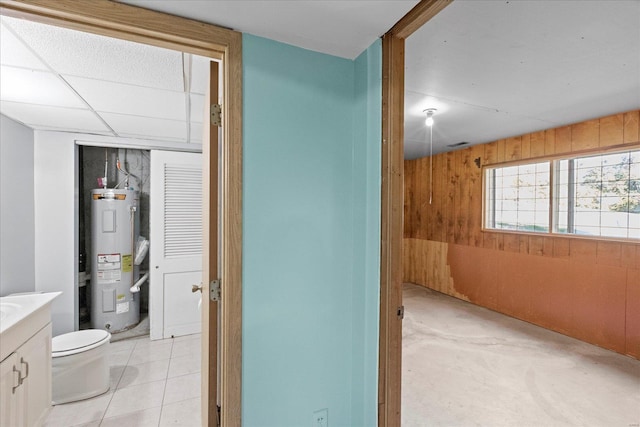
xmin=0 ymin=15 xmax=211 ymax=144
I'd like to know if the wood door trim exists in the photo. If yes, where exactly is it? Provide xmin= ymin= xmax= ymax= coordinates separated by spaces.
xmin=379 ymin=1 xmax=452 ymax=426
xmin=219 ymin=27 xmax=243 ymax=427
xmin=204 ymin=60 xmax=220 ymax=425
xmin=379 ymin=33 xmax=405 ymax=427
xmin=0 ymin=0 xmax=231 ymax=57
xmin=0 ymin=1 xmax=243 ymax=426
xmin=389 ymin=0 xmax=453 ymax=39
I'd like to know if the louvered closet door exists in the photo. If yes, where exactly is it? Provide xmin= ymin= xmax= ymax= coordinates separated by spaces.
xmin=150 ymin=150 xmax=203 ymax=339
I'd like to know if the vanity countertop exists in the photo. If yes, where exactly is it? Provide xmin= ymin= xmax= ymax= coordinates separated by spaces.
xmin=0 ymin=292 xmax=61 ymax=361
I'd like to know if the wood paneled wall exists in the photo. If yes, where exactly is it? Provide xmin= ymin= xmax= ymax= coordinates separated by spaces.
xmin=404 ymin=110 xmax=640 ymax=359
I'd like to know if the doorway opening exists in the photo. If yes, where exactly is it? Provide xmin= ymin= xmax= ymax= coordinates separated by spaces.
xmin=0 ymin=2 xmax=242 ymax=424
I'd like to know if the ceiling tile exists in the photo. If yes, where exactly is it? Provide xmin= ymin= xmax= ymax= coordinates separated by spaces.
xmin=0 ymin=20 xmax=48 ymax=71
xmin=0 ymin=101 xmax=111 ymax=133
xmin=189 ymin=122 xmax=203 ymax=144
xmin=2 ymin=15 xmax=184 ymax=91
xmin=0 ymin=65 xmax=86 ymax=108
xmin=190 ymin=56 xmax=213 ymax=95
xmin=100 ymin=112 xmax=186 ymax=141
xmin=190 ymin=93 xmax=205 ymax=124
xmin=65 ymin=76 xmax=187 ymax=121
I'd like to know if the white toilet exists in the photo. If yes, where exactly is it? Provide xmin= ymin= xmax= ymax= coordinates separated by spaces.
xmin=51 ymin=329 xmax=111 ymax=404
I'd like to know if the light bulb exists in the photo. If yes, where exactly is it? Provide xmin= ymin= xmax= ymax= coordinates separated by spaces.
xmin=423 ymin=108 xmax=437 ymax=127
xmin=425 ymin=116 xmax=434 ymax=127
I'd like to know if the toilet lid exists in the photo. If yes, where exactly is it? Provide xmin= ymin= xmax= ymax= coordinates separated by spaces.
xmin=52 ymin=330 xmax=110 ymax=357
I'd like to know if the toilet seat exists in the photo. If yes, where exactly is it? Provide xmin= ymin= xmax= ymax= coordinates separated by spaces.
xmin=52 ymin=330 xmax=111 ymax=357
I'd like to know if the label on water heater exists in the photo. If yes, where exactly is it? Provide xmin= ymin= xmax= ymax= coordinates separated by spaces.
xmin=122 ymin=254 xmax=133 ymax=273
xmin=97 ymin=253 xmax=121 ymax=283
xmin=116 ymin=301 xmax=130 ymax=314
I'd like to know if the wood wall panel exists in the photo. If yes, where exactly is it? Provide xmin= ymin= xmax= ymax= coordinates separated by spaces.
xmin=528 ymin=236 xmax=546 ymax=256
xmin=520 ymin=133 xmax=531 ymax=159
xmin=571 ymin=119 xmax=600 ymax=151
xmin=403 ymin=109 xmax=640 ymax=359
xmin=421 ymin=158 xmax=431 ymax=240
xmin=468 ymin=145 xmax=484 ymax=247
xmin=623 ymin=110 xmax=640 ymax=144
xmin=496 ymin=139 xmax=506 ymax=163
xmin=530 ymin=131 xmax=545 ymax=158
xmin=454 ymin=150 xmax=469 ymax=245
xmin=403 ymin=160 xmax=415 ymax=238
xmin=502 ymin=234 xmax=520 ymax=253
xmin=569 ymin=239 xmax=597 ymax=264
xmin=433 ymin=153 xmax=446 ymax=242
xmin=599 ymin=113 xmax=624 ymax=147
xmin=483 ymin=140 xmax=499 ymax=164
xmin=482 ymin=231 xmax=502 ymax=251
xmin=552 ymin=237 xmax=571 ymax=259
xmin=403 ymin=238 xmax=466 ymax=301
xmin=544 ymin=129 xmax=556 ymax=155
xmin=505 ymin=136 xmax=522 ymax=161
xmin=445 ymin=151 xmax=456 ymax=244
xmin=555 ymin=125 xmax=572 ymax=154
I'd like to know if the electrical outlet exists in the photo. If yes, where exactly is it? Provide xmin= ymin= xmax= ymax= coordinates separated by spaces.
xmin=312 ymin=408 xmax=328 ymax=427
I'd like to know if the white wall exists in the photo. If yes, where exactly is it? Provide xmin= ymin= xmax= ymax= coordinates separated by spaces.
xmin=1 ymin=115 xmax=35 ymax=297
xmin=33 ymin=130 xmax=200 ymax=336
xmin=34 ymin=131 xmax=77 ymax=335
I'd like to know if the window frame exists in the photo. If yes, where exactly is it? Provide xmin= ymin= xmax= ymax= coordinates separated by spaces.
xmin=481 ymin=143 xmax=640 ymax=242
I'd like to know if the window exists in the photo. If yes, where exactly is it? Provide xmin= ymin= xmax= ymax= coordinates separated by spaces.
xmin=485 ymin=161 xmax=550 ymax=232
xmin=484 ymin=148 xmax=640 ymax=240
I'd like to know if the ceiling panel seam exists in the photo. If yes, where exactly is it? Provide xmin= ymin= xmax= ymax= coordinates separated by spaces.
xmin=2 ymin=19 xmax=118 ymax=137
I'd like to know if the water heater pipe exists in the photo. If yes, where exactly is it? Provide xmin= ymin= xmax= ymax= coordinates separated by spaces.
xmin=130 ymin=271 xmax=149 ymax=293
xmin=102 ymin=148 xmax=108 ymax=189
xmin=129 ymin=205 xmax=136 ymax=291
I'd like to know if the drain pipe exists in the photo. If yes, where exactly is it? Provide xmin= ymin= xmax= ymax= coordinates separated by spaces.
xmin=130 ymin=271 xmax=149 ymax=293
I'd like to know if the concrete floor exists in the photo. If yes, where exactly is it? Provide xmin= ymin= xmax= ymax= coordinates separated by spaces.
xmin=402 ymin=283 xmax=640 ymax=427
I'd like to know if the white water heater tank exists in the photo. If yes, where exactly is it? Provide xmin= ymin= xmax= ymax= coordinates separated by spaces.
xmin=90 ymin=189 xmax=140 ymax=332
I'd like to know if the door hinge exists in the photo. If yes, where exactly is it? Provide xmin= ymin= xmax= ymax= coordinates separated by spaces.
xmin=397 ymin=305 xmax=404 ymax=320
xmin=210 ymin=279 xmax=221 ymax=301
xmin=216 ymin=404 xmax=221 ymax=427
xmin=211 ymin=104 xmax=222 ymax=127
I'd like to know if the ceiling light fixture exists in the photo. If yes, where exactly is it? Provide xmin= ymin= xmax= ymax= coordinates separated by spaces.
xmin=424 ymin=108 xmax=437 ymax=127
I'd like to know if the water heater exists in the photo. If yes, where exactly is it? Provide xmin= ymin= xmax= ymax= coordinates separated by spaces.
xmin=90 ymin=188 xmax=140 ymax=332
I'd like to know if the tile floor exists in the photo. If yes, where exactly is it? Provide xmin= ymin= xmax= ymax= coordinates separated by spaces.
xmin=44 ymin=333 xmax=202 ymax=427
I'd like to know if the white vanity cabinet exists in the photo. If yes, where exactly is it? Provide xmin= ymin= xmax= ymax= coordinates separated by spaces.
xmin=1 ymin=352 xmax=24 ymax=427
xmin=0 ymin=324 xmax=52 ymax=427
xmin=0 ymin=292 xmax=60 ymax=427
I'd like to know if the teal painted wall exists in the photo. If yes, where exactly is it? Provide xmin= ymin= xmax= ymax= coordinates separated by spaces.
xmin=242 ymin=34 xmax=381 ymax=427
xmin=351 ymin=39 xmax=382 ymax=427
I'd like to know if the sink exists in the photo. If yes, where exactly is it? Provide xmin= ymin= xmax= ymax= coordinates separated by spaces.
xmin=0 ymin=292 xmax=61 ymax=361
xmin=0 ymin=301 xmax=21 ymax=321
